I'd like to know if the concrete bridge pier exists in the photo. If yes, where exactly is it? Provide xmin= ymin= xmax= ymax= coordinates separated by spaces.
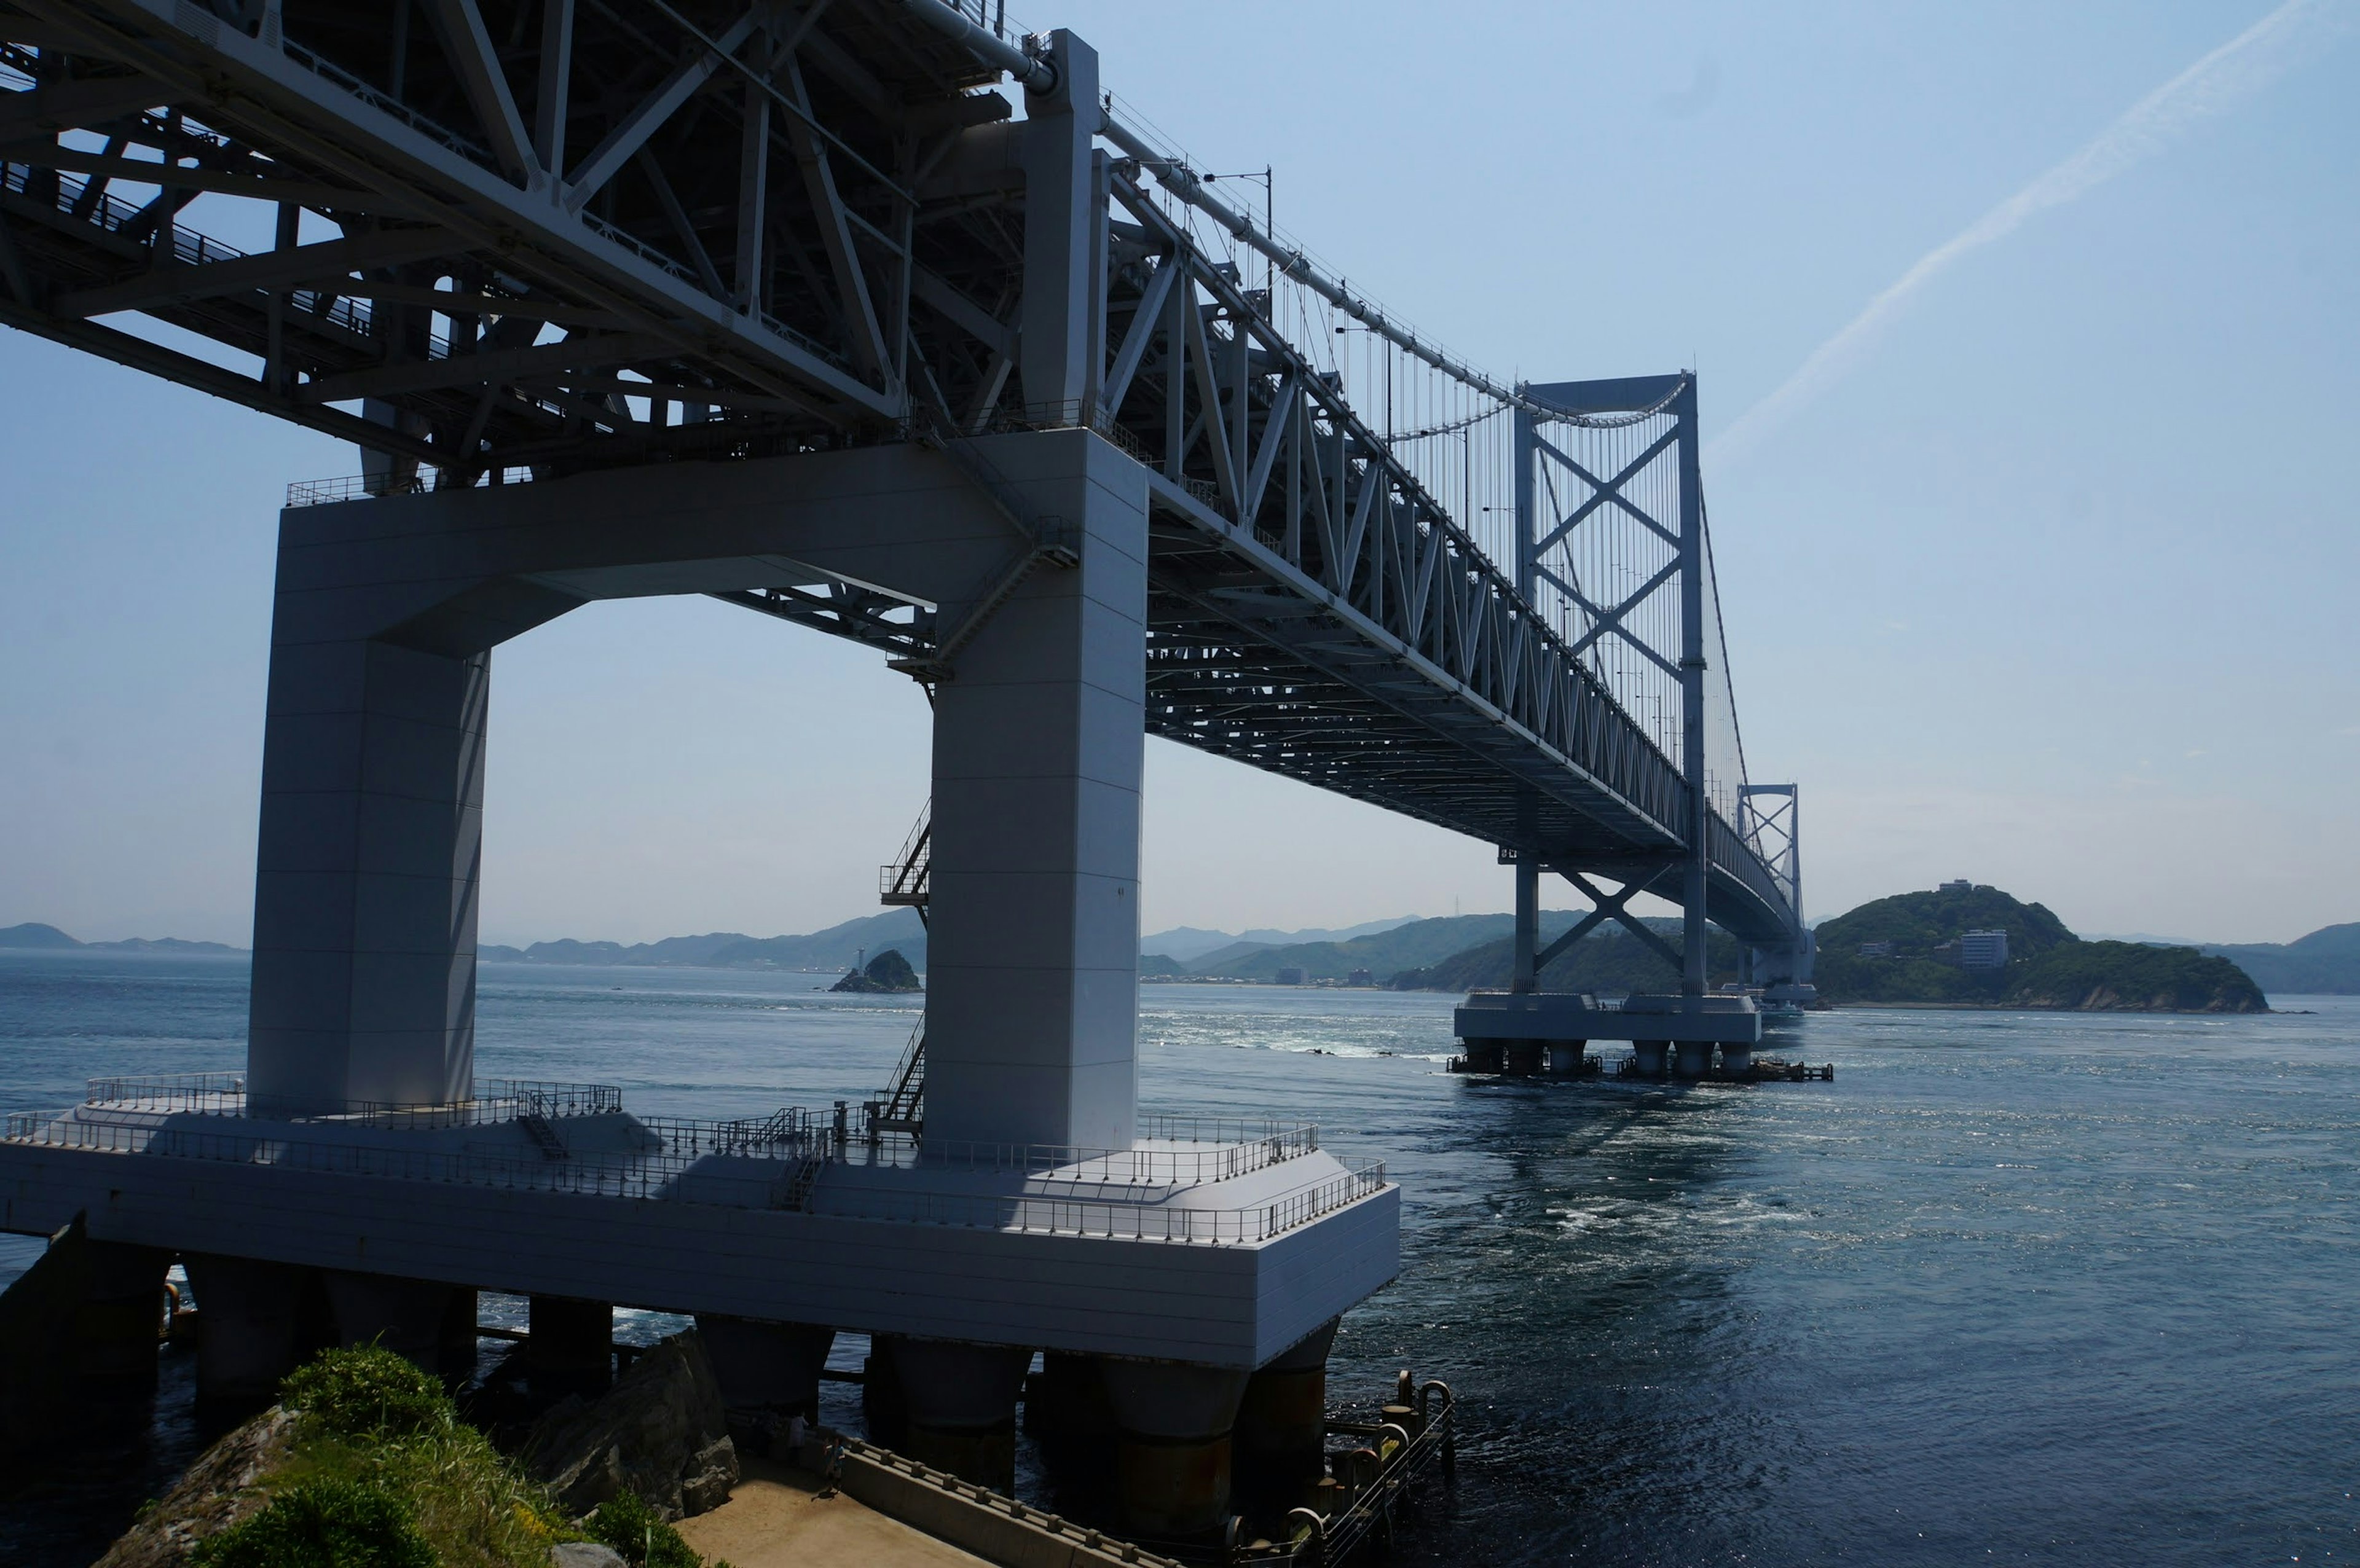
xmin=1232 ymin=1319 xmax=1339 ymax=1510
xmin=1721 ymin=1041 xmax=1756 ymax=1076
xmin=184 ymin=1254 xmax=312 ymax=1404
xmin=1025 ymin=1350 xmax=1118 ymax=1489
xmin=1672 ymin=1040 xmax=1717 ymax=1079
xmin=1632 ymin=1040 xmax=1670 ymax=1076
xmin=527 ymin=1295 xmax=613 ymax=1392
xmin=878 ymin=1336 xmax=1034 ymax=1491
xmin=71 ymin=1237 xmax=171 ymax=1386
xmin=1102 ymin=1360 xmax=1253 ymax=1537
xmin=696 ymin=1315 xmax=835 ymax=1425
xmin=324 ymin=1270 xmax=474 ymax=1378
xmin=1544 ymin=1041 xmax=1587 ymax=1075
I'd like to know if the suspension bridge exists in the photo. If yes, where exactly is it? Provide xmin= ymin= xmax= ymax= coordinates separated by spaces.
xmin=0 ymin=0 xmax=1809 ymax=1537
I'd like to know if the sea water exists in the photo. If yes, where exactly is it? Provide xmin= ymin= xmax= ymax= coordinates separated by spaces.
xmin=2 ymin=949 xmax=2355 ymax=1566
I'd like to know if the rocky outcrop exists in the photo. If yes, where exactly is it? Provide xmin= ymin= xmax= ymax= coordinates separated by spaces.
xmin=92 ymin=1408 xmax=299 ymax=1568
xmin=520 ymin=1331 xmax=738 ymax=1520
xmin=830 ymin=948 xmax=922 ymax=994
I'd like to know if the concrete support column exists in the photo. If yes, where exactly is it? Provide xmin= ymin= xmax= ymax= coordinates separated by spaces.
xmin=324 ymin=1270 xmax=463 ymax=1374
xmin=1672 ymin=1040 xmax=1715 ymax=1079
xmin=1233 ymin=1319 xmax=1337 ymax=1510
xmin=1503 ymin=1040 xmax=1543 ymax=1076
xmin=1101 ymin=1360 xmax=1251 ymax=1538
xmin=248 ymin=629 xmax=487 ymax=1115
xmin=1544 ymin=1041 xmax=1587 ymax=1075
xmin=924 ymin=436 xmax=1149 ymax=1150
xmin=1631 ymin=1040 xmax=1669 ymax=1078
xmin=879 ymin=1337 xmax=1032 ymax=1492
xmin=528 ymin=1295 xmax=613 ymax=1391
xmin=1025 ymin=1350 xmax=1116 ymax=1478
xmin=1511 ymin=857 xmax=1539 ymax=994
xmin=1460 ymin=1041 xmax=1503 ymax=1075
xmin=1720 ymin=1041 xmax=1755 ymax=1076
xmin=696 ymin=1315 xmax=833 ymax=1421
xmin=186 ymin=1254 xmax=305 ymax=1404
xmin=74 ymin=1238 xmax=171 ymax=1384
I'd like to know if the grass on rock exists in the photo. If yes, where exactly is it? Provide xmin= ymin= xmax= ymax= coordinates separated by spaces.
xmin=186 ymin=1344 xmax=730 ymax=1568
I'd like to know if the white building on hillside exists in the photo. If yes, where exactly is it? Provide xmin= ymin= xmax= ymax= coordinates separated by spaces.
xmin=1961 ymin=930 xmax=2010 ymax=969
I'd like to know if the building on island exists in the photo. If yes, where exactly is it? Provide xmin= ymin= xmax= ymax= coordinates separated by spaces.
xmin=1938 ymin=879 xmax=1975 ymax=895
xmin=1857 ymin=940 xmax=1896 ymax=958
xmin=1961 ymin=930 xmax=2010 ymax=969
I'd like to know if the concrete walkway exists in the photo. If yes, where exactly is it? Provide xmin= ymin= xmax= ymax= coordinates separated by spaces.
xmin=674 ymin=1456 xmax=989 ymax=1568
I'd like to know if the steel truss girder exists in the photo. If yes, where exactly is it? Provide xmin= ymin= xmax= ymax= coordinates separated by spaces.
xmin=0 ymin=0 xmax=1022 ymax=474
xmin=1086 ymin=178 xmax=1792 ymax=941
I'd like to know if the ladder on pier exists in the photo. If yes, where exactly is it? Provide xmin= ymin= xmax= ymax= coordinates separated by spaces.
xmin=869 ymin=801 xmax=929 ymax=1137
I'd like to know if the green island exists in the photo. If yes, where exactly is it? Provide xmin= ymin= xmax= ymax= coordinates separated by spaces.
xmin=1140 ymin=885 xmax=2270 ymax=1014
xmin=1808 ymin=885 xmax=2266 ymax=1013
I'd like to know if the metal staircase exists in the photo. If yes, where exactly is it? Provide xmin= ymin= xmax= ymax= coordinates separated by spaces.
xmin=871 ymin=1022 xmax=926 ymax=1139
xmin=518 ymin=1113 xmax=568 ymax=1161
xmin=870 ymin=803 xmax=930 ymax=1137
xmin=879 ymin=802 xmax=931 ymax=918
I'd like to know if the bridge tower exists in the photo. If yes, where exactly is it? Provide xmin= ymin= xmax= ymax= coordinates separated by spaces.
xmin=1459 ymin=374 xmax=1801 ymax=1077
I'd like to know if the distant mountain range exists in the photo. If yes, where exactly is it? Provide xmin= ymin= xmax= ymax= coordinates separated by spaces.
xmin=1150 ymin=913 xmax=1538 ymax=983
xmin=0 ymin=922 xmax=242 ymax=955
xmin=2196 ymin=924 xmax=2360 ymax=995
xmin=1141 ymin=917 xmax=1421 ymax=965
xmin=9 ymin=909 xmax=2358 ymax=995
xmin=479 ymin=908 xmax=927 ymax=972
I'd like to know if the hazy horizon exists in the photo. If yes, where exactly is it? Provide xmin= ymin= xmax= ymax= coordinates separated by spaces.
xmin=6 ymin=2 xmax=2355 ymax=949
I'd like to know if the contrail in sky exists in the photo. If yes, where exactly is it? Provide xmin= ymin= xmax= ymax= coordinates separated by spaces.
xmin=1709 ymin=0 xmax=2348 ymax=466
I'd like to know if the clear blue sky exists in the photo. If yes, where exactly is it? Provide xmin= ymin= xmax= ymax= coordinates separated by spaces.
xmin=3 ymin=1 xmax=2354 ymax=947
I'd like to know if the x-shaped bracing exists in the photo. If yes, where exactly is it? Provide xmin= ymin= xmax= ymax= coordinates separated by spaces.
xmin=1528 ymin=430 xmax=1686 ymax=678
xmin=1535 ymin=866 xmax=1686 ymax=975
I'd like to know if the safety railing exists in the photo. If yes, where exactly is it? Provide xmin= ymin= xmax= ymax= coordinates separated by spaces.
xmin=2 ymin=1109 xmax=1386 ymax=1243
xmin=808 ymin=1158 xmax=1388 ymax=1244
xmin=72 ymin=1074 xmax=622 ymax=1126
xmin=285 ymin=468 xmax=540 ymax=508
xmin=854 ymin=1118 xmax=1321 ymax=1186
xmin=638 ymin=1108 xmax=820 ymax=1159
xmin=82 ymin=1072 xmax=246 ymax=1113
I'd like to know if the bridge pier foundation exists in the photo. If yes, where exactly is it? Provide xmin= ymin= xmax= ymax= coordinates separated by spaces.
xmin=527 ymin=1295 xmax=613 ymax=1392
xmin=1544 ymin=1041 xmax=1587 ymax=1075
xmin=1233 ymin=1318 xmax=1338 ymax=1511
xmin=324 ymin=1270 xmax=473 ymax=1378
xmin=1102 ymin=1359 xmax=1252 ymax=1538
xmin=185 ymin=1254 xmax=311 ymax=1405
xmin=878 ymin=1336 xmax=1032 ymax=1492
xmin=697 ymin=1315 xmax=834 ymax=1425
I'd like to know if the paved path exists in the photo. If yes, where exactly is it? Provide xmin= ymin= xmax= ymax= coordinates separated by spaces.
xmin=674 ymin=1456 xmax=989 ymax=1568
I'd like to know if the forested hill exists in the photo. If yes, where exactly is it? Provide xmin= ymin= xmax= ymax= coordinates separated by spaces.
xmin=1812 ymin=887 xmax=2076 ymax=960
xmin=1812 ymin=885 xmax=2265 ymax=1013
